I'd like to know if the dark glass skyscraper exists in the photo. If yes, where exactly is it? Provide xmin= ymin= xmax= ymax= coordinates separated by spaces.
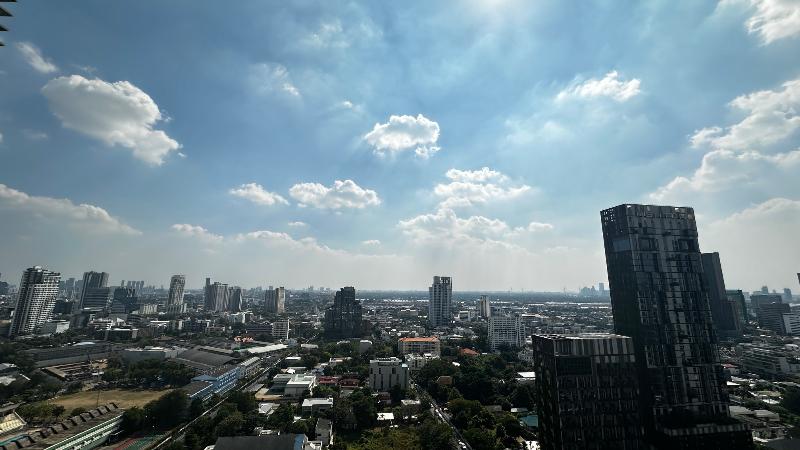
xmin=323 ymin=286 xmax=362 ymax=339
xmin=601 ymin=204 xmax=752 ymax=449
xmin=700 ymin=252 xmax=740 ymax=337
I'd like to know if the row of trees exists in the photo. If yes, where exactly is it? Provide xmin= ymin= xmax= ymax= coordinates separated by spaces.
xmin=103 ymin=358 xmax=196 ymax=387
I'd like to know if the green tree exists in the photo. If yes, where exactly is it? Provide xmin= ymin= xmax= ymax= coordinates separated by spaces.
xmin=214 ymin=412 xmax=244 ymax=437
xmin=70 ymin=407 xmax=87 ymax=417
xmin=419 ymin=418 xmax=454 ymax=450
xmin=782 ymin=388 xmax=800 ymax=415
xmin=350 ymin=389 xmax=377 ymax=430
xmin=463 ymin=427 xmax=499 ymax=450
xmin=227 ymin=391 xmax=257 ymax=414
xmin=189 ymin=398 xmax=205 ymax=419
xmin=121 ymin=407 xmax=146 ymax=433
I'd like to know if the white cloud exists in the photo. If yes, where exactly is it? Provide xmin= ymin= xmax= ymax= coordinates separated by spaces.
xmin=22 ymin=129 xmax=48 ymax=141
xmin=15 ymin=42 xmax=58 ymax=74
xmin=399 ymin=208 xmax=518 ymax=246
xmin=445 ymin=167 xmax=509 ymax=183
xmin=363 ymin=114 xmax=441 ymax=158
xmin=41 ymin=75 xmax=180 ymax=165
xmin=434 ymin=167 xmax=532 ymax=208
xmin=527 ymin=222 xmax=554 ymax=232
xmin=702 ymin=198 xmax=800 ymax=288
xmin=690 ymin=78 xmax=800 ymax=152
xmin=250 ymin=63 xmax=301 ymax=97
xmin=229 ymin=183 xmax=289 ymax=206
xmin=650 ymin=148 xmax=800 ymax=202
xmin=556 ymin=71 xmax=641 ymax=102
xmin=287 ymin=221 xmax=307 ymax=227
xmin=362 ymin=239 xmax=381 ymax=246
xmin=0 ymin=183 xmax=140 ymax=235
xmin=171 ymin=224 xmax=223 ymax=242
xmin=289 ymin=179 xmax=380 ymax=210
xmin=723 ymin=0 xmax=800 ymax=44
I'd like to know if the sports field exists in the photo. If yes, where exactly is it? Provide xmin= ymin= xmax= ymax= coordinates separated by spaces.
xmin=53 ymin=389 xmax=172 ymax=410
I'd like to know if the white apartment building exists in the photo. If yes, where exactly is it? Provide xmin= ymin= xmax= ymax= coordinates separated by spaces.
xmin=398 ymin=337 xmax=441 ymax=357
xmin=369 ymin=357 xmax=409 ymax=392
xmin=489 ymin=314 xmax=524 ymax=351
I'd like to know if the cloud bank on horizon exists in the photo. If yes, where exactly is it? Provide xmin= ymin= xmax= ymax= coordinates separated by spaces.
xmin=0 ymin=0 xmax=798 ymax=291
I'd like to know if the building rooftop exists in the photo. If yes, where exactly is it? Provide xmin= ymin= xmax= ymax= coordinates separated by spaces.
xmin=398 ymin=337 xmax=440 ymax=342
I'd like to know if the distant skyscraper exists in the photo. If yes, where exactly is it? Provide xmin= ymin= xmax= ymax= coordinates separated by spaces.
xmin=784 ymin=288 xmax=793 ymax=303
xmin=204 ymin=279 xmax=229 ymax=312
xmin=726 ymin=290 xmax=748 ymax=325
xmin=488 ymin=313 xmax=524 ymax=350
xmin=167 ymin=275 xmax=186 ymax=306
xmin=601 ymin=204 xmax=751 ymax=448
xmin=599 ymin=282 xmax=606 ymax=294
xmin=9 ymin=266 xmax=61 ymax=337
xmin=79 ymin=271 xmax=108 ymax=309
xmin=323 ymin=286 xmax=362 ymax=338
xmin=428 ymin=276 xmax=452 ymax=328
xmin=229 ymin=287 xmax=243 ymax=312
xmin=478 ymin=295 xmax=491 ymax=319
xmin=701 ymin=252 xmax=740 ymax=337
xmin=265 ymin=286 xmax=285 ymax=314
xmin=754 ymin=299 xmax=789 ymax=334
xmin=81 ymin=287 xmax=113 ymax=309
xmin=111 ymin=287 xmax=139 ymax=314
xmin=533 ymin=333 xmax=642 ymax=450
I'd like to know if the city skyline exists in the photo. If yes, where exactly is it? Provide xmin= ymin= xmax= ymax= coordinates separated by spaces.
xmin=1 ymin=2 xmax=799 ymax=290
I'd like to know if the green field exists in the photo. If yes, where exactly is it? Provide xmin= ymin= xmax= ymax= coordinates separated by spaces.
xmin=53 ymin=389 xmax=173 ymax=411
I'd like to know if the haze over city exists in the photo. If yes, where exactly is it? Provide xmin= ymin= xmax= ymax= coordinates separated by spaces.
xmin=1 ymin=1 xmax=798 ymax=291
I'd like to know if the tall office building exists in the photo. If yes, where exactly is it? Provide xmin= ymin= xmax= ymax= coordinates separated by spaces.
xmin=79 ymin=271 xmax=109 ymax=309
xmin=756 ymin=302 xmax=790 ymax=334
xmin=601 ymin=204 xmax=751 ymax=448
xmin=726 ymin=290 xmax=748 ymax=325
xmin=110 ymin=287 xmax=138 ymax=314
xmin=272 ymin=318 xmax=289 ymax=340
xmin=784 ymin=288 xmax=793 ymax=303
xmin=428 ymin=276 xmax=452 ymax=328
xmin=9 ymin=266 xmax=61 ymax=337
xmin=204 ymin=279 xmax=230 ymax=312
xmin=533 ymin=333 xmax=642 ymax=450
xmin=265 ymin=286 xmax=286 ymax=314
xmin=700 ymin=253 xmax=740 ymax=337
xmin=229 ymin=287 xmax=243 ymax=312
xmin=167 ymin=275 xmax=186 ymax=306
xmin=478 ymin=295 xmax=491 ymax=319
xmin=323 ymin=287 xmax=362 ymax=338
xmin=488 ymin=313 xmax=524 ymax=351
xmin=82 ymin=287 xmax=113 ymax=309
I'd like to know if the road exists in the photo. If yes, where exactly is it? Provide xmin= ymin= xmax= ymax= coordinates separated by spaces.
xmin=149 ymin=352 xmax=287 ymax=450
xmin=411 ymin=380 xmax=472 ymax=450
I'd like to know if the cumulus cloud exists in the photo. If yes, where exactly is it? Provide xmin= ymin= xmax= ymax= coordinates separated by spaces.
xmin=434 ymin=167 xmax=532 ymax=208
xmin=250 ymin=63 xmax=301 ymax=97
xmin=722 ymin=0 xmax=800 ymax=44
xmin=527 ymin=222 xmax=554 ymax=232
xmin=229 ymin=183 xmax=289 ymax=206
xmin=702 ymin=198 xmax=800 ymax=288
xmin=363 ymin=114 xmax=441 ymax=158
xmin=690 ymin=78 xmax=800 ymax=152
xmin=15 ymin=42 xmax=59 ymax=74
xmin=289 ymin=179 xmax=380 ymax=210
xmin=171 ymin=224 xmax=223 ymax=242
xmin=556 ymin=71 xmax=641 ymax=102
xmin=0 ymin=183 xmax=140 ymax=235
xmin=287 ymin=221 xmax=307 ymax=227
xmin=650 ymin=149 xmax=800 ymax=202
xmin=41 ymin=75 xmax=180 ymax=165
xmin=398 ymin=208 xmax=552 ymax=247
xmin=362 ymin=239 xmax=381 ymax=246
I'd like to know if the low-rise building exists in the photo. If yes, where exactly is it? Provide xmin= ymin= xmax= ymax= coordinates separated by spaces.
xmin=238 ymin=356 xmax=261 ymax=380
xmin=284 ymin=374 xmax=317 ymax=397
xmin=191 ymin=365 xmax=240 ymax=398
xmin=405 ymin=353 xmax=438 ymax=371
xmin=398 ymin=337 xmax=441 ymax=357
xmin=121 ymin=346 xmax=180 ymax=364
xmin=301 ymin=398 xmax=333 ymax=415
xmin=368 ymin=357 xmax=408 ymax=392
xmin=741 ymin=345 xmax=800 ymax=377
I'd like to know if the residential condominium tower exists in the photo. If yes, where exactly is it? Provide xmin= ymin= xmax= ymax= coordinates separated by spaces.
xmin=9 ymin=266 xmax=61 ymax=337
xmin=428 ymin=276 xmax=452 ymax=328
xmin=700 ymin=253 xmax=741 ymax=337
xmin=323 ymin=287 xmax=362 ymax=339
xmin=204 ymin=278 xmax=230 ymax=312
xmin=601 ymin=204 xmax=752 ymax=449
xmin=79 ymin=271 xmax=109 ymax=309
xmin=533 ymin=333 xmax=642 ymax=450
xmin=265 ymin=286 xmax=285 ymax=314
xmin=167 ymin=275 xmax=186 ymax=305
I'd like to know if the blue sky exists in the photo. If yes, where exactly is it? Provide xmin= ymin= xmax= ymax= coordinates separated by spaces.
xmin=0 ymin=0 xmax=798 ymax=291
